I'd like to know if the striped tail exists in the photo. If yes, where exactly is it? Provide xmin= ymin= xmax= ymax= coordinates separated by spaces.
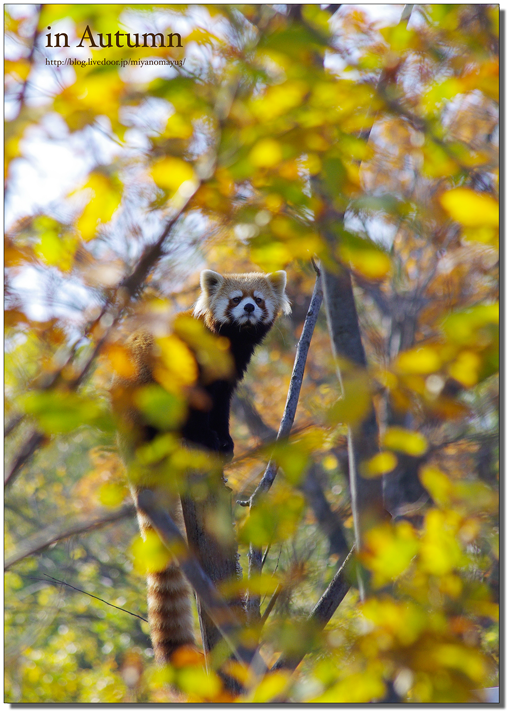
xmin=134 ymin=492 xmax=195 ymax=663
xmin=147 ymin=565 xmax=195 ymax=663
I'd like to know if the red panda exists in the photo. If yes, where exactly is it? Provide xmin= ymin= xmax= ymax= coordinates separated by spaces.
xmin=113 ymin=270 xmax=290 ymax=664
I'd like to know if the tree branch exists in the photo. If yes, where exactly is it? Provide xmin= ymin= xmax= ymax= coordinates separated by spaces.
xmin=244 ymin=265 xmax=324 ymax=507
xmin=234 ymin=390 xmax=348 ymax=557
xmin=240 ymin=266 xmax=323 ymax=621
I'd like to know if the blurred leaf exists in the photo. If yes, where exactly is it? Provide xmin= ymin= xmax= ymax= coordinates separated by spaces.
xmin=177 ymin=666 xmax=222 ymax=699
xmin=134 ymin=384 xmax=187 ymax=431
xmin=151 ymin=156 xmax=196 ymax=194
xmin=174 ymin=314 xmax=234 ymax=382
xmin=360 ymin=451 xmax=397 ymax=478
xmin=249 ymin=139 xmax=283 ymax=168
xmin=383 ymin=427 xmax=428 ymax=456
xmin=104 ymin=344 xmax=138 ymax=380
xmin=154 ymin=335 xmax=199 ymax=390
xmin=130 ymin=530 xmax=172 ymax=575
xmin=420 ymin=509 xmax=465 ymax=575
xmin=395 ymin=347 xmax=442 ymax=375
xmin=238 ymin=486 xmax=305 ymax=547
xmin=326 ymin=373 xmax=372 ymax=428
xmin=249 ymin=671 xmax=291 ymax=703
xmin=361 ymin=522 xmax=420 ymax=587
xmin=75 ymin=171 xmax=122 ymax=241
xmin=440 ymin=188 xmax=499 ymax=228
xmin=442 ymin=304 xmax=498 ymax=347
xmin=98 ymin=481 xmax=127 ymax=508
xmin=21 ymin=390 xmax=113 ymax=434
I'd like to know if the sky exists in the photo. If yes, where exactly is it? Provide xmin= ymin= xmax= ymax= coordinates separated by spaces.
xmin=5 ymin=4 xmax=410 ymax=226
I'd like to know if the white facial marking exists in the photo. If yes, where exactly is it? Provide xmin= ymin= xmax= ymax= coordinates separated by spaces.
xmin=264 ymin=296 xmax=274 ymax=321
xmin=229 ymin=290 xmax=243 ymax=299
xmin=213 ymin=295 xmax=229 ymax=322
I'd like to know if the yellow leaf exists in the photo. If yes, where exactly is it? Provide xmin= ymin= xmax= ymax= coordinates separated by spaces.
xmin=362 ymin=522 xmax=420 ymax=588
xmin=105 ymin=344 xmax=137 ymax=379
xmin=221 ymin=661 xmax=250 ymax=686
xmin=323 ymin=455 xmax=338 ymax=471
xmin=326 ymin=374 xmax=372 ymax=428
xmin=448 ymin=350 xmax=481 ymax=387
xmin=395 ymin=346 xmax=441 ymax=375
xmin=419 ymin=466 xmax=453 ymax=508
xmin=361 ymin=451 xmax=397 ymax=478
xmin=154 ymin=335 xmax=198 ymax=390
xmin=173 ymin=314 xmax=234 ymax=381
xmin=362 ymin=596 xmax=426 ymax=645
xmin=311 ymin=667 xmax=386 ymax=703
xmin=98 ymin=481 xmax=127 ymax=508
xmin=250 ymin=242 xmax=291 ymax=271
xmin=151 ymin=156 xmax=196 ymax=193
xmin=383 ymin=427 xmax=428 ymax=456
xmin=420 ymin=509 xmax=464 ymax=575
xmin=249 ymin=139 xmax=283 ymax=168
xmin=250 ymin=672 xmax=291 ymax=703
xmin=440 ymin=188 xmax=499 ymax=228
xmin=130 ymin=531 xmax=172 ymax=575
xmin=76 ymin=172 xmax=122 ymax=241
xmin=177 ymin=667 xmax=222 ymax=699
xmin=347 ymin=248 xmax=391 ymax=280
xmin=433 ymin=644 xmax=488 ymax=682
xmin=164 ymin=113 xmax=193 ymax=140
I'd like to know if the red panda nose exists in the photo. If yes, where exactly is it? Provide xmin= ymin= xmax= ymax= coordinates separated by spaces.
xmin=244 ymin=303 xmax=255 ymax=313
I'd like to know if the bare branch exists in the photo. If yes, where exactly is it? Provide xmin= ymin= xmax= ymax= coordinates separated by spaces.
xmin=245 ymin=266 xmax=323 ymax=507
xmin=240 ymin=267 xmax=323 ymax=621
xmin=5 ymin=505 xmax=134 ymax=571
xmin=272 ymin=546 xmax=355 ymax=672
xmin=4 ymin=431 xmax=46 ymax=489
xmin=234 ymin=390 xmax=349 ymax=559
xmin=13 ymin=5 xmax=43 ymax=119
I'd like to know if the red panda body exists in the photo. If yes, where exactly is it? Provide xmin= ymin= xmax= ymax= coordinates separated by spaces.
xmin=114 ymin=270 xmax=290 ymax=664
xmin=189 ymin=270 xmax=291 ymax=455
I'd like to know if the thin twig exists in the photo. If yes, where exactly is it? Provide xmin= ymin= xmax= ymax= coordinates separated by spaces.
xmin=259 ymin=584 xmax=282 ymax=627
xmin=31 ymin=573 xmax=148 ymax=623
xmin=5 ymin=505 xmax=134 ymax=571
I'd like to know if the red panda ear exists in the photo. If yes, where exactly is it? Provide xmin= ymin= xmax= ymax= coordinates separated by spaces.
xmin=267 ymin=270 xmax=287 ymax=294
xmin=267 ymin=270 xmax=291 ymax=315
xmin=200 ymin=270 xmax=223 ymax=294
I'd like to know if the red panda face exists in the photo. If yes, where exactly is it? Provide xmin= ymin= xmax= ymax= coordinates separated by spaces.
xmin=193 ymin=270 xmax=291 ymax=328
xmin=222 ymin=288 xmax=272 ymax=326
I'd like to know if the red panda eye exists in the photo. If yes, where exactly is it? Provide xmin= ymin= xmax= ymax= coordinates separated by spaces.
xmin=232 ymin=297 xmax=241 ymax=304
xmin=254 ymin=297 xmax=263 ymax=305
